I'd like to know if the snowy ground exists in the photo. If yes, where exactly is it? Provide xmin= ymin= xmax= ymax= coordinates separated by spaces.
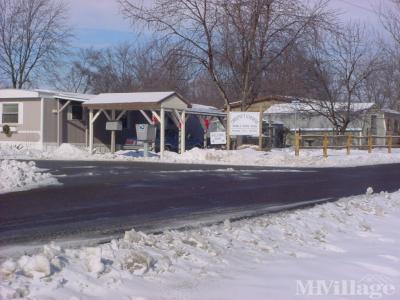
xmin=1 ymin=143 xmax=400 ymax=168
xmin=0 ymin=160 xmax=59 ymax=194
xmin=1 ymin=188 xmax=399 ymax=299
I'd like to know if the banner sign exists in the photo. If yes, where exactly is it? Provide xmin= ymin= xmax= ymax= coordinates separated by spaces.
xmin=210 ymin=131 xmax=227 ymax=145
xmin=229 ymin=112 xmax=260 ymax=136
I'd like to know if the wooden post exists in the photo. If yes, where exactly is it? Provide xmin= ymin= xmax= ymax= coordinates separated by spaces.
xmin=346 ymin=135 xmax=352 ymax=155
xmin=388 ymin=134 xmax=392 ymax=154
xmin=368 ymin=135 xmax=372 ymax=153
xmin=226 ymin=105 xmax=231 ymax=150
xmin=180 ymin=110 xmax=186 ymax=154
xmin=89 ymin=109 xmax=94 ymax=154
xmin=294 ymin=133 xmax=300 ymax=156
xmin=258 ymin=105 xmax=264 ymax=150
xmin=323 ymin=134 xmax=328 ymax=158
xmin=203 ymin=131 xmax=207 ymax=148
xmin=57 ymin=100 xmax=60 ymax=146
xmin=160 ymin=108 xmax=165 ymax=158
xmin=110 ymin=110 xmax=116 ymax=153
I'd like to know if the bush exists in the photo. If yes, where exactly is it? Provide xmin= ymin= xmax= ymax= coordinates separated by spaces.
xmin=2 ymin=124 xmax=12 ymax=137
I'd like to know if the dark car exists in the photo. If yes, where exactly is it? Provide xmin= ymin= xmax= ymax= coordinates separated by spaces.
xmin=155 ymin=130 xmax=203 ymax=152
xmin=154 ymin=129 xmax=202 ymax=152
xmin=123 ymin=129 xmax=202 ymax=152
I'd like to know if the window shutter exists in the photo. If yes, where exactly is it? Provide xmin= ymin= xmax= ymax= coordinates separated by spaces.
xmin=18 ymin=103 xmax=23 ymax=124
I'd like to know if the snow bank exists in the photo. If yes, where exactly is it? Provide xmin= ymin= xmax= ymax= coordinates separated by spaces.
xmin=1 ymin=189 xmax=400 ymax=299
xmin=50 ymin=144 xmax=91 ymax=160
xmin=162 ymin=147 xmax=400 ymax=167
xmin=2 ymin=143 xmax=400 ymax=167
xmin=0 ymin=160 xmax=59 ymax=194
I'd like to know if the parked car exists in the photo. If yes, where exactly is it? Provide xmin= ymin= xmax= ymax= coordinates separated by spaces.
xmin=123 ymin=129 xmax=202 ymax=153
xmin=154 ymin=129 xmax=202 ymax=152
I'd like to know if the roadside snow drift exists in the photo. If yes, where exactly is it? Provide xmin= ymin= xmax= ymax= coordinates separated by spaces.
xmin=1 ymin=188 xmax=399 ymax=299
xmin=0 ymin=160 xmax=59 ymax=194
xmin=2 ymin=143 xmax=400 ymax=167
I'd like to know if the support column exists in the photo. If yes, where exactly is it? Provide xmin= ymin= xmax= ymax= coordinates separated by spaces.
xmin=180 ymin=110 xmax=186 ymax=154
xmin=40 ymin=98 xmax=44 ymax=148
xmin=89 ymin=109 xmax=94 ymax=153
xmin=111 ymin=110 xmax=116 ymax=153
xmin=160 ymin=108 xmax=165 ymax=158
xmin=226 ymin=105 xmax=231 ymax=150
xmin=57 ymin=100 xmax=60 ymax=146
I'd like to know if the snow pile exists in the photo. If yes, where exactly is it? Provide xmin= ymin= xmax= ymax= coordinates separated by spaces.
xmin=50 ymin=143 xmax=91 ymax=160
xmin=2 ymin=143 xmax=400 ymax=167
xmin=0 ymin=144 xmax=44 ymax=160
xmin=163 ymin=147 xmax=266 ymax=164
xmin=0 ymin=160 xmax=59 ymax=194
xmin=1 ymin=189 xmax=400 ymax=299
xmin=163 ymin=147 xmax=400 ymax=168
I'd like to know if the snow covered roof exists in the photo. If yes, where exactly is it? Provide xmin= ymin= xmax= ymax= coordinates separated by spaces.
xmin=381 ymin=108 xmax=400 ymax=116
xmin=0 ymin=89 xmax=41 ymax=99
xmin=83 ymin=91 xmax=191 ymax=110
xmin=87 ymin=92 xmax=178 ymax=105
xmin=54 ymin=92 xmax=95 ymax=102
xmin=265 ymin=102 xmax=376 ymax=114
xmin=34 ymin=89 xmax=95 ymax=102
xmin=186 ymin=103 xmax=226 ymax=117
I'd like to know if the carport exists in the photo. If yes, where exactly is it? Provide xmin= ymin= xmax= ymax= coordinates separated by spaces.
xmin=186 ymin=104 xmax=227 ymax=148
xmin=82 ymin=92 xmax=190 ymax=157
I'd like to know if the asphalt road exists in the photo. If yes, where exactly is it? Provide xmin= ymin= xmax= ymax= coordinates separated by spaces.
xmin=1 ymin=160 xmax=400 ymax=250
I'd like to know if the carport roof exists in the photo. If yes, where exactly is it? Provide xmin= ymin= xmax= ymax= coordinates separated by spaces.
xmin=187 ymin=104 xmax=226 ymax=117
xmin=82 ymin=91 xmax=191 ymax=110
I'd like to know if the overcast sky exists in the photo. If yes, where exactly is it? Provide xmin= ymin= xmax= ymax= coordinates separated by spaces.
xmin=67 ymin=0 xmax=382 ymax=48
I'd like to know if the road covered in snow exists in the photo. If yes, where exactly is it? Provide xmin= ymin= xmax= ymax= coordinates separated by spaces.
xmin=1 ymin=188 xmax=399 ymax=299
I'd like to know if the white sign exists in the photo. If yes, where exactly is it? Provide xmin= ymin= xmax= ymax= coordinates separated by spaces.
xmin=210 ymin=131 xmax=227 ymax=145
xmin=106 ymin=121 xmax=123 ymax=131
xmin=229 ymin=112 xmax=260 ymax=136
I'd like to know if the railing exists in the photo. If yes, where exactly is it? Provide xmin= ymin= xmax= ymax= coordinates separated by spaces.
xmin=293 ymin=133 xmax=400 ymax=157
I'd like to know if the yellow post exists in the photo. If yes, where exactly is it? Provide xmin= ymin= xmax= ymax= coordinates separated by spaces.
xmin=258 ymin=105 xmax=264 ymax=150
xmin=346 ymin=135 xmax=352 ymax=155
xmin=323 ymin=134 xmax=328 ymax=158
xmin=368 ymin=135 xmax=372 ymax=153
xmin=294 ymin=133 xmax=300 ymax=156
xmin=388 ymin=135 xmax=392 ymax=154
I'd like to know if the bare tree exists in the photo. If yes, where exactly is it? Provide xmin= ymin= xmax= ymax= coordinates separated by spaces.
xmin=379 ymin=0 xmax=400 ymax=46
xmin=48 ymin=49 xmax=93 ymax=93
xmin=303 ymin=22 xmax=381 ymax=134
xmin=0 ymin=0 xmax=71 ymax=88
xmin=53 ymin=41 xmax=194 ymax=95
xmin=375 ymin=0 xmax=400 ymax=110
xmin=363 ymin=51 xmax=400 ymax=110
xmin=118 ymin=0 xmax=331 ymax=109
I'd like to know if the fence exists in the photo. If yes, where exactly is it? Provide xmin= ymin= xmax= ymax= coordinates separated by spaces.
xmin=293 ymin=133 xmax=400 ymax=157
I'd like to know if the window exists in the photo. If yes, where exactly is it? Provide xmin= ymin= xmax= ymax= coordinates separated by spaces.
xmin=2 ymin=103 xmax=19 ymax=123
xmin=68 ymin=104 xmax=83 ymax=120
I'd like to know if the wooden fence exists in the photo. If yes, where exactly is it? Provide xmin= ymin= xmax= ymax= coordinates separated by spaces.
xmin=293 ymin=133 xmax=400 ymax=157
